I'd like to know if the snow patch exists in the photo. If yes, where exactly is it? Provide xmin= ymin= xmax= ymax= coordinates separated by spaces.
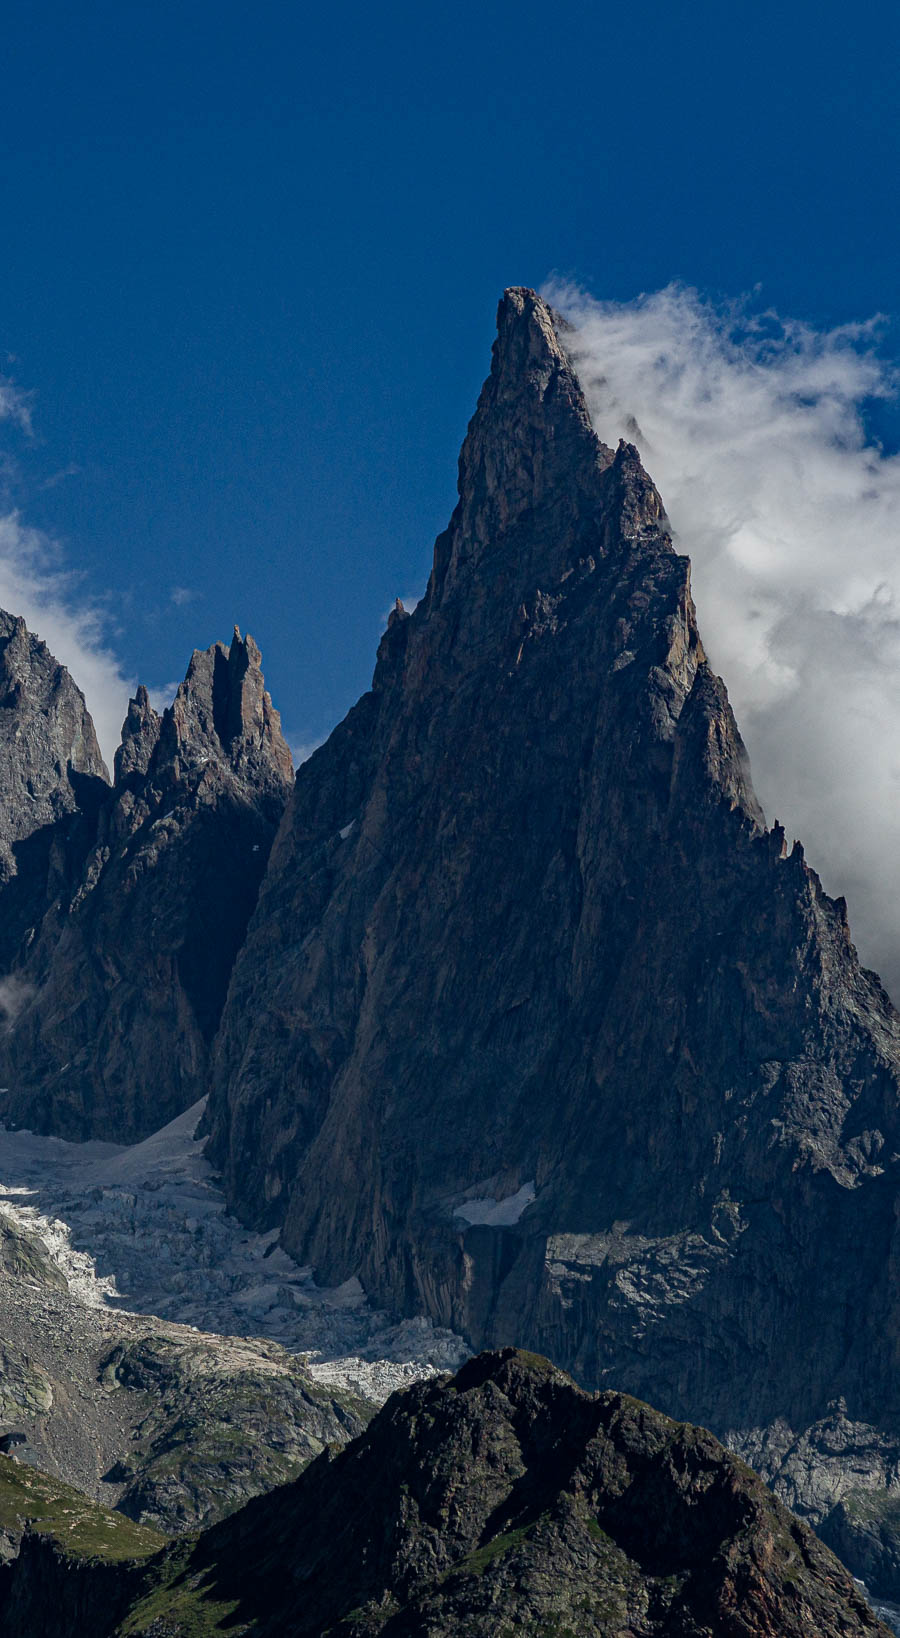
xmin=453 ymin=1181 xmax=536 ymax=1227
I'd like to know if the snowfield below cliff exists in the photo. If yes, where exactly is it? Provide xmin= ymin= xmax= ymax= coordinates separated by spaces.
xmin=0 ymin=1098 xmax=466 ymax=1402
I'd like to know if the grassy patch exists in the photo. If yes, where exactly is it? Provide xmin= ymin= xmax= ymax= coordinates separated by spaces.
xmin=460 ymin=1524 xmax=531 ymax=1576
xmin=0 ymin=1454 xmax=163 ymax=1564
xmin=117 ymin=1565 xmax=245 ymax=1637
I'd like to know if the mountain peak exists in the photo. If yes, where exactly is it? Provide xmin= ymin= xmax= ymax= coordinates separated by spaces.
xmin=98 ymin=1348 xmax=880 ymax=1638
xmin=0 ymin=623 xmax=295 ymax=1143
xmin=155 ymin=626 xmax=293 ymax=790
xmin=114 ymin=684 xmax=161 ymax=785
xmin=429 ymin=288 xmax=614 ymax=606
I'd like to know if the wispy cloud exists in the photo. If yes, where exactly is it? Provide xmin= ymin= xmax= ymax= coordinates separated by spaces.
xmin=0 ymin=372 xmax=139 ymax=767
xmin=148 ymin=681 xmax=179 ymax=714
xmin=0 ymin=376 xmax=33 ymax=436
xmin=0 ymin=509 xmax=134 ymax=768
xmin=547 ymin=279 xmax=900 ymax=994
xmin=290 ymin=737 xmax=323 ymax=767
xmin=170 ymin=585 xmax=198 ymax=607
xmin=37 ymin=463 xmax=80 ymax=493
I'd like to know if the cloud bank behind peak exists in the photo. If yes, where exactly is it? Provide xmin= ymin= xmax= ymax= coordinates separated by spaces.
xmin=0 ymin=371 xmax=155 ymax=769
xmin=0 ymin=509 xmax=134 ymax=769
xmin=548 ymin=280 xmax=900 ymax=998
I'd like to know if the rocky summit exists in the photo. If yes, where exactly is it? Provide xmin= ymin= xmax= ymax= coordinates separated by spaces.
xmin=0 ymin=624 xmax=293 ymax=1140
xmin=205 ymin=289 xmax=900 ymax=1452
xmin=0 ymin=1350 xmax=888 ymax=1637
xmin=0 ymin=612 xmax=108 ymax=876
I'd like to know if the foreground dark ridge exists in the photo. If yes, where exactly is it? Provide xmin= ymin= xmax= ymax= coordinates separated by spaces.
xmin=204 ymin=288 xmax=900 ymax=1462
xmin=0 ymin=1351 xmax=887 ymax=1636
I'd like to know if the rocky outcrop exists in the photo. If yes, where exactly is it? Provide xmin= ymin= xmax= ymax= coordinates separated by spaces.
xmin=0 ymin=611 xmax=108 ymax=971
xmin=49 ymin=1349 xmax=883 ymax=1637
xmin=206 ymin=290 xmax=900 ymax=1546
xmin=0 ymin=1205 xmax=373 ymax=1536
xmin=0 ymin=628 xmax=293 ymax=1141
xmin=732 ymin=1412 xmax=900 ymax=1611
xmin=0 ymin=612 xmax=108 ymax=869
xmin=100 ymin=1331 xmax=371 ymax=1532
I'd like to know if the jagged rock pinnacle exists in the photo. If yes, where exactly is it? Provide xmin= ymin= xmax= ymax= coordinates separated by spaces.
xmin=114 ymin=684 xmax=161 ymax=785
xmin=0 ymin=625 xmax=294 ymax=1142
xmin=430 ymin=288 xmax=613 ymax=607
xmin=154 ymin=626 xmax=294 ymax=789
xmin=206 ymin=289 xmax=900 ymax=1536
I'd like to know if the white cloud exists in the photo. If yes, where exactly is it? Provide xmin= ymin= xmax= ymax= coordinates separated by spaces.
xmin=0 ymin=975 xmax=34 ymax=1024
xmin=170 ymin=585 xmax=198 ymax=606
xmin=546 ymin=280 xmax=900 ymax=995
xmin=0 ymin=377 xmax=33 ymax=436
xmin=0 ymin=375 xmax=179 ymax=770
xmin=0 ymin=509 xmax=135 ymax=769
xmin=290 ymin=737 xmax=323 ymax=767
xmin=148 ymin=681 xmax=179 ymax=715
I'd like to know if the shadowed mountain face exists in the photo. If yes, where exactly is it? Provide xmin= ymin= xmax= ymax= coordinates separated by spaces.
xmin=206 ymin=289 xmax=900 ymax=1450
xmin=0 ymin=626 xmax=293 ymax=1141
xmin=1 ymin=1350 xmax=883 ymax=1637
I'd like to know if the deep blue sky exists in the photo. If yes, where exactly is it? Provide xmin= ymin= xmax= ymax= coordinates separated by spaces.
xmin=2 ymin=0 xmax=898 ymax=752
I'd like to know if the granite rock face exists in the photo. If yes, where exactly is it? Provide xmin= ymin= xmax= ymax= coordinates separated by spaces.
xmin=0 ymin=627 xmax=292 ymax=1141
xmin=0 ymin=612 xmax=108 ymax=869
xmin=207 ymin=290 xmax=900 ymax=1478
xmin=21 ymin=1349 xmax=880 ymax=1638
xmin=0 ymin=612 xmax=109 ymax=971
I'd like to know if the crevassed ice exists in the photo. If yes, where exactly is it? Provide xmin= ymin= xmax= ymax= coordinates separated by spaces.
xmin=0 ymin=1099 xmax=467 ymax=1400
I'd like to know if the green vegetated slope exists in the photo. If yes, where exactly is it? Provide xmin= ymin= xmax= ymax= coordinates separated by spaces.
xmin=0 ymin=1454 xmax=162 ymax=1561
xmin=0 ymin=1352 xmax=888 ymax=1638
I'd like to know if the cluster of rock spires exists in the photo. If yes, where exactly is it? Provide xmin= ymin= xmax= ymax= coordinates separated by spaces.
xmin=0 ymin=1351 xmax=888 ymax=1636
xmin=4 ymin=287 xmax=900 ymax=1616
xmin=0 ymin=623 xmax=293 ymax=1140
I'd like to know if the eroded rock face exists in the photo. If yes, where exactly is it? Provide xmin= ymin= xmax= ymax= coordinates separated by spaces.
xmin=0 ymin=612 xmax=108 ymax=870
xmin=0 ymin=612 xmax=109 ymax=971
xmin=206 ymin=290 xmax=900 ymax=1476
xmin=0 ymin=1203 xmax=374 ymax=1537
xmin=732 ymin=1412 xmax=900 ymax=1608
xmin=0 ymin=628 xmax=293 ymax=1141
xmin=100 ymin=1332 xmax=371 ymax=1533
